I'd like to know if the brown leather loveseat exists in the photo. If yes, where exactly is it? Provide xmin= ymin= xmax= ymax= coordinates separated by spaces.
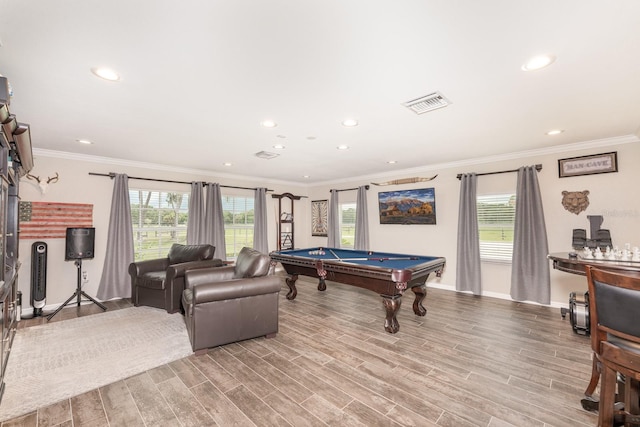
xmin=182 ymin=247 xmax=281 ymax=354
xmin=129 ymin=243 xmax=223 ymax=313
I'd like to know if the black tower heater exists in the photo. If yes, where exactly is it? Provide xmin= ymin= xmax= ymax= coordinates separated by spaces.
xmin=30 ymin=241 xmax=48 ymax=317
xmin=46 ymin=227 xmax=107 ymax=321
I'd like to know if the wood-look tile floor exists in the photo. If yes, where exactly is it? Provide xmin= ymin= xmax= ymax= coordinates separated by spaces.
xmin=2 ymin=278 xmax=598 ymax=426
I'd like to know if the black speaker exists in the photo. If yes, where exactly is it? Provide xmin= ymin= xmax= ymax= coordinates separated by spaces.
xmin=31 ymin=241 xmax=47 ymax=317
xmin=65 ymin=227 xmax=95 ymax=260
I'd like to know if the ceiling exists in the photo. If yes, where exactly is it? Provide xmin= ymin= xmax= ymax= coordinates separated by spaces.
xmin=1 ymin=0 xmax=639 ymax=184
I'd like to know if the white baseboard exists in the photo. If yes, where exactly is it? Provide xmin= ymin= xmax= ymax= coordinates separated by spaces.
xmin=17 ymin=299 xmax=99 ymax=321
xmin=427 ymin=282 xmax=568 ymax=310
xmin=17 ymin=283 xmax=569 ymax=321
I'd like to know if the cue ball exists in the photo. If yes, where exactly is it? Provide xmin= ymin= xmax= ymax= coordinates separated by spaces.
xmin=368 ymin=251 xmax=373 ymax=255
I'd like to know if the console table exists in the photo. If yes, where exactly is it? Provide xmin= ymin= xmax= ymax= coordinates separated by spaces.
xmin=548 ymin=252 xmax=640 ymax=276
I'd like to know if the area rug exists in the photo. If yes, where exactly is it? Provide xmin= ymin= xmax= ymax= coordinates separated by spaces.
xmin=0 ymin=306 xmax=193 ymax=422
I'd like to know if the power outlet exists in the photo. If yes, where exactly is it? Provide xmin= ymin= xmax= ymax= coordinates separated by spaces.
xmin=82 ymin=270 xmax=88 ymax=283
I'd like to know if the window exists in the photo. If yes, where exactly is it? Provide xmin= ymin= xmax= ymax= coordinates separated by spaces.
xmin=223 ymin=195 xmax=254 ymax=258
xmin=130 ymin=189 xmax=189 ymax=261
xmin=340 ymin=202 xmax=356 ymax=248
xmin=477 ymin=193 xmax=516 ymax=262
xmin=129 ymin=190 xmax=255 ymax=261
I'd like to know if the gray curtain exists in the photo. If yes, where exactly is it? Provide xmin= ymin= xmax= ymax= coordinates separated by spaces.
xmin=186 ymin=182 xmax=205 ymax=244
xmin=97 ymin=174 xmax=134 ymax=300
xmin=205 ymin=183 xmax=227 ymax=261
xmin=253 ymin=187 xmax=268 ymax=253
xmin=456 ymin=173 xmax=482 ymax=295
xmin=354 ymin=185 xmax=369 ymax=250
xmin=511 ymin=166 xmax=550 ymax=304
xmin=327 ymin=189 xmax=340 ymax=248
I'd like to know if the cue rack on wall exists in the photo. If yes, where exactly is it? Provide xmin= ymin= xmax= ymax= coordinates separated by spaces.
xmin=272 ymin=193 xmax=302 ymax=251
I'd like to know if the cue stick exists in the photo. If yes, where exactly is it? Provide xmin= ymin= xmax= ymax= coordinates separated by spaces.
xmin=328 ymin=249 xmax=341 ymax=261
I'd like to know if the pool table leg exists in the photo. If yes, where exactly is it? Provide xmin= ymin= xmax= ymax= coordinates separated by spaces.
xmin=314 ymin=260 xmax=327 ymax=292
xmin=382 ymin=296 xmax=401 ymax=334
xmin=285 ymin=274 xmax=298 ymax=300
xmin=411 ymin=284 xmax=427 ymax=316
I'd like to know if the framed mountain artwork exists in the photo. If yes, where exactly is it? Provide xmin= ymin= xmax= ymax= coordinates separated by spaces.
xmin=378 ymin=188 xmax=436 ymax=225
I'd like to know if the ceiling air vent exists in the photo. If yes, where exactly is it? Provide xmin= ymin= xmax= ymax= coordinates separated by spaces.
xmin=255 ymin=151 xmax=280 ymax=160
xmin=403 ymin=92 xmax=451 ymax=114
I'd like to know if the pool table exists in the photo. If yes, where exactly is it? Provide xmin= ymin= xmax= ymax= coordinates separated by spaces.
xmin=269 ymin=247 xmax=446 ymax=333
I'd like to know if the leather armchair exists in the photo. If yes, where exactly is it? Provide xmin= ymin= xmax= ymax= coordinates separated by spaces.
xmin=182 ymin=247 xmax=281 ymax=354
xmin=129 ymin=243 xmax=223 ymax=313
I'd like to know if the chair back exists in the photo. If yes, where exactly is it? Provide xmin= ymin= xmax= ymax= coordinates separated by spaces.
xmin=234 ymin=247 xmax=271 ymax=278
xmin=586 ymin=266 xmax=640 ymax=354
xmin=168 ymin=243 xmax=215 ymax=264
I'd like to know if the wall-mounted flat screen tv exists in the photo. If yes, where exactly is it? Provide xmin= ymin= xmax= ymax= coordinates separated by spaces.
xmin=378 ymin=187 xmax=436 ymax=224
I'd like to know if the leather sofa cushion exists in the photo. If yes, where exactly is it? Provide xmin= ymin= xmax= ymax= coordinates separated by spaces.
xmin=233 ymin=247 xmax=270 ymax=279
xmin=139 ymin=271 xmax=167 ymax=289
xmin=168 ymin=243 xmax=215 ymax=264
xmin=183 ymin=275 xmax=281 ymax=306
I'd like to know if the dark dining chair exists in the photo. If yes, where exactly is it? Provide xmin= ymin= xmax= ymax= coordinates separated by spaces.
xmin=586 ymin=266 xmax=640 ymax=426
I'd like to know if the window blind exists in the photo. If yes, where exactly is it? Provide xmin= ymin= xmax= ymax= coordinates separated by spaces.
xmin=477 ymin=194 xmax=516 ymax=262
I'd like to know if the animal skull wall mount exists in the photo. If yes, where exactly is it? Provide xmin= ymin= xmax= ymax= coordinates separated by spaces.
xmin=561 ymin=190 xmax=590 ymax=215
xmin=26 ymin=172 xmax=60 ymax=194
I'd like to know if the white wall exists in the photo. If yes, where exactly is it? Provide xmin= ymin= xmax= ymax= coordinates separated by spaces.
xmin=305 ymin=138 xmax=640 ymax=306
xmin=17 ymin=138 xmax=639 ymax=312
xmin=17 ymin=153 xmax=307 ymax=312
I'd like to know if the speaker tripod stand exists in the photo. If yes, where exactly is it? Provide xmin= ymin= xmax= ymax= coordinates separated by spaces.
xmin=47 ymin=258 xmax=107 ymax=321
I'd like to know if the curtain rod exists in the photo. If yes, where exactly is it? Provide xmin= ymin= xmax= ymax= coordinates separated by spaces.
xmin=456 ymin=164 xmax=542 ymax=180
xmin=88 ymin=172 xmax=273 ymax=192
xmin=333 ymin=185 xmax=370 ymax=193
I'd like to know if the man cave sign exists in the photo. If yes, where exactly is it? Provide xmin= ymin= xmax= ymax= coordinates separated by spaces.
xmin=561 ymin=190 xmax=589 ymax=215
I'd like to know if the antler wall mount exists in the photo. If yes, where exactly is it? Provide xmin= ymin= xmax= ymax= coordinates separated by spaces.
xmin=26 ymin=172 xmax=60 ymax=194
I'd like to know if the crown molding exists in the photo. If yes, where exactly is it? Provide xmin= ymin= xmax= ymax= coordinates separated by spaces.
xmin=31 ymin=148 xmax=308 ymax=188
xmin=33 ymin=134 xmax=638 ymax=189
xmin=314 ymin=134 xmax=639 ymax=187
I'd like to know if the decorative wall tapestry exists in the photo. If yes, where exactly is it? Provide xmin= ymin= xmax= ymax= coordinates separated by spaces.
xmin=19 ymin=201 xmax=93 ymax=239
xmin=311 ymin=199 xmax=328 ymax=236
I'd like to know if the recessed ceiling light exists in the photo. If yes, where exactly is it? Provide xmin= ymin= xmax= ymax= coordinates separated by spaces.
xmin=223 ymin=162 xmax=232 ymax=166
xmin=341 ymin=119 xmax=358 ymax=127
xmin=261 ymin=120 xmax=277 ymax=128
xmin=522 ymin=55 xmax=556 ymax=71
xmin=273 ymin=144 xmax=285 ymax=149
xmin=337 ymin=145 xmax=350 ymax=150
xmin=546 ymin=129 xmax=564 ymax=135
xmin=387 ymin=160 xmax=397 ymax=164
xmin=91 ymin=67 xmax=120 ymax=81
xmin=76 ymin=139 xmax=94 ymax=145
xmin=303 ymin=175 xmax=310 ymax=178
xmin=276 ymin=134 xmax=286 ymax=139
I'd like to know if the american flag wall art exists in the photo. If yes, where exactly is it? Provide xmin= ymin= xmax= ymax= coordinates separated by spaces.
xmin=19 ymin=202 xmax=93 ymax=239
